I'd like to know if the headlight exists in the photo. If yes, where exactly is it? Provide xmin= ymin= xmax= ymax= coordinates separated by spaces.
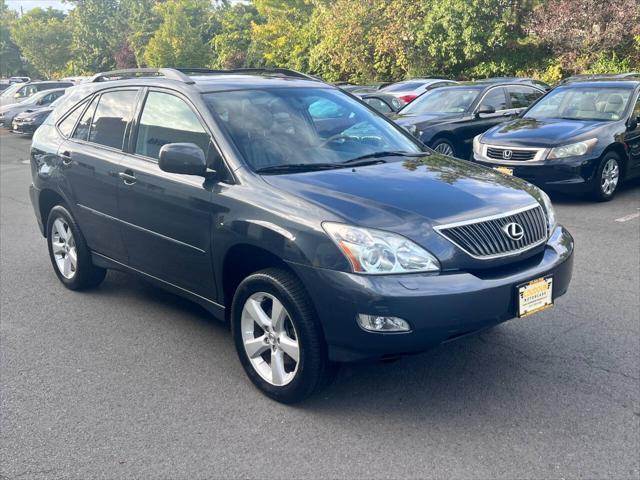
xmin=322 ymin=222 xmax=440 ymax=274
xmin=473 ymin=134 xmax=483 ymax=156
xmin=538 ymin=189 xmax=556 ymax=234
xmin=547 ymin=139 xmax=597 ymax=159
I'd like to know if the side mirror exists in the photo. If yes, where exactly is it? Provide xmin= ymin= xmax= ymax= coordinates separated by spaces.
xmin=159 ymin=143 xmax=207 ymax=176
xmin=628 ymin=116 xmax=639 ymax=130
xmin=475 ymin=105 xmax=496 ymax=117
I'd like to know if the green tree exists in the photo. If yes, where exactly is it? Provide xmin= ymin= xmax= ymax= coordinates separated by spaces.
xmin=144 ymin=0 xmax=211 ymax=68
xmin=66 ymin=0 xmax=125 ymax=74
xmin=121 ymin=0 xmax=164 ymax=67
xmin=211 ymin=3 xmax=260 ymax=69
xmin=0 ymin=0 xmax=23 ymax=77
xmin=414 ymin=0 xmax=543 ymax=78
xmin=10 ymin=7 xmax=71 ymax=78
xmin=249 ymin=0 xmax=315 ymax=71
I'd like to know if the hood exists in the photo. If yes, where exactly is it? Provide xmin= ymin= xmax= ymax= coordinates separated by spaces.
xmin=16 ymin=107 xmax=52 ymax=120
xmin=482 ymin=117 xmax=611 ymax=147
xmin=391 ymin=112 xmax=463 ymax=128
xmin=0 ymin=97 xmax=21 ymax=107
xmin=263 ymin=154 xmax=540 ymax=241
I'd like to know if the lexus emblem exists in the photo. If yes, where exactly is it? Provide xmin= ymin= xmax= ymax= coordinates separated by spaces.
xmin=503 ymin=222 xmax=525 ymax=241
xmin=502 ymin=149 xmax=513 ymax=160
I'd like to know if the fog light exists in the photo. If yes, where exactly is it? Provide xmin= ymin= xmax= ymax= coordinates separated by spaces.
xmin=357 ymin=314 xmax=411 ymax=333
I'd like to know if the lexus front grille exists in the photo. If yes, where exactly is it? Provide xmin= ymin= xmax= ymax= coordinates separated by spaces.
xmin=435 ymin=204 xmax=548 ymax=259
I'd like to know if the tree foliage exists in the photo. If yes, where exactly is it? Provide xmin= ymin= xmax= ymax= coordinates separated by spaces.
xmin=144 ymin=0 xmax=211 ymax=68
xmin=0 ymin=1 xmax=23 ymax=76
xmin=2 ymin=0 xmax=638 ymax=81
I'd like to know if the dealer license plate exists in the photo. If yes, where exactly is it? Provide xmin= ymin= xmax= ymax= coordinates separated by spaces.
xmin=494 ymin=166 xmax=513 ymax=176
xmin=518 ymin=276 xmax=553 ymax=317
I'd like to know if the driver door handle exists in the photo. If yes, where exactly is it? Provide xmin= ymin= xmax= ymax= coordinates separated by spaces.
xmin=118 ymin=171 xmax=137 ymax=185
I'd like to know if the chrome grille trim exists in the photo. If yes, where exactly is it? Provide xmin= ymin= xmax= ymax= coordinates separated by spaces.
xmin=477 ymin=144 xmax=547 ymax=164
xmin=434 ymin=204 xmax=548 ymax=260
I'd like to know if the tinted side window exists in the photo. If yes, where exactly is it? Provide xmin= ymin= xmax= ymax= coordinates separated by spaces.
xmin=508 ymin=86 xmax=543 ymax=108
xmin=633 ymin=96 xmax=640 ymax=118
xmin=135 ymin=91 xmax=210 ymax=160
xmin=72 ymin=96 xmax=98 ymax=141
xmin=58 ymin=101 xmax=87 ymax=137
xmin=480 ymin=88 xmax=507 ymax=111
xmin=90 ymin=90 xmax=138 ymax=149
xmin=364 ymin=97 xmax=392 ymax=114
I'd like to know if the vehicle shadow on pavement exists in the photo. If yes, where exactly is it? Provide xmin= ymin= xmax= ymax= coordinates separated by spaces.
xmin=547 ymin=176 xmax=640 ymax=205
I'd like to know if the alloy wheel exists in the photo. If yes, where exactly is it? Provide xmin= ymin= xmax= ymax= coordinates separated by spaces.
xmin=434 ymin=142 xmax=454 ymax=156
xmin=50 ymin=217 xmax=77 ymax=279
xmin=600 ymin=158 xmax=619 ymax=196
xmin=240 ymin=292 xmax=300 ymax=386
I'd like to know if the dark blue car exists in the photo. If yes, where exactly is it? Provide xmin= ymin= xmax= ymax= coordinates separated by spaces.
xmin=29 ymin=68 xmax=574 ymax=403
xmin=474 ymin=80 xmax=640 ymax=201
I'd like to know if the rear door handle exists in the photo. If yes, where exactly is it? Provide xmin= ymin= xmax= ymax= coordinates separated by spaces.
xmin=118 ymin=171 xmax=137 ymax=185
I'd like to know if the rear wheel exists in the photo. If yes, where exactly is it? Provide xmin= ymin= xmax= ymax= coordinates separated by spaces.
xmin=591 ymin=152 xmax=621 ymax=201
xmin=231 ymin=268 xmax=335 ymax=403
xmin=46 ymin=205 xmax=106 ymax=290
xmin=431 ymin=138 xmax=456 ymax=157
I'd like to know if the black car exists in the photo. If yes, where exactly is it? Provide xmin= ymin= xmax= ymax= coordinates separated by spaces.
xmin=355 ymin=91 xmax=404 ymax=114
xmin=10 ymin=95 xmax=66 ymax=136
xmin=392 ymin=82 xmax=545 ymax=159
xmin=474 ymin=80 xmax=640 ymax=201
xmin=29 ymin=68 xmax=573 ymax=403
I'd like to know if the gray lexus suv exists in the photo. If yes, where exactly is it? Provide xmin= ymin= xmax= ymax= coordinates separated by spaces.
xmin=29 ymin=68 xmax=574 ymax=403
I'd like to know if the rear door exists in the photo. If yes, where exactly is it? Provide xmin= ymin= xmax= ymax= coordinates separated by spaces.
xmin=117 ymin=88 xmax=219 ymax=298
xmin=56 ymin=88 xmax=139 ymax=262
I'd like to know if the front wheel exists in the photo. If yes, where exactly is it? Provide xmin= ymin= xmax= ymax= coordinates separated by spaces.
xmin=591 ymin=152 xmax=622 ymax=201
xmin=231 ymin=268 xmax=335 ymax=403
xmin=431 ymin=138 xmax=456 ymax=157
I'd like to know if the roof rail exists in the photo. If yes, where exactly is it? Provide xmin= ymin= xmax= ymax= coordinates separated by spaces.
xmin=176 ymin=67 xmax=322 ymax=82
xmin=90 ymin=68 xmax=195 ymax=84
xmin=88 ymin=67 xmax=323 ymax=85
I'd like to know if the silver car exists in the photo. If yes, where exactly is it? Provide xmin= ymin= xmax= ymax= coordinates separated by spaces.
xmin=380 ymin=78 xmax=458 ymax=104
xmin=0 ymin=88 xmax=66 ymax=128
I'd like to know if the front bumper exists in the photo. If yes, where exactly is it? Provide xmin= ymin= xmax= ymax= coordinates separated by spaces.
xmin=291 ymin=225 xmax=574 ymax=362
xmin=474 ymin=153 xmax=600 ymax=192
xmin=10 ymin=120 xmax=36 ymax=135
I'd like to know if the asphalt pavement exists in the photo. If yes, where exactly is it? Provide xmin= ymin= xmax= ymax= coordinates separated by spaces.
xmin=1 ymin=129 xmax=639 ymax=479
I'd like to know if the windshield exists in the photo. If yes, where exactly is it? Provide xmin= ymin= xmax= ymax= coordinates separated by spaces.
xmin=0 ymin=83 xmax=24 ymax=98
xmin=203 ymin=87 xmax=421 ymax=172
xmin=524 ymin=87 xmax=632 ymax=121
xmin=400 ymin=87 xmax=482 ymax=115
xmin=21 ymin=91 xmax=49 ymax=105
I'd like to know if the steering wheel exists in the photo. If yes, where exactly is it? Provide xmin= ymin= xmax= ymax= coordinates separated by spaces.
xmin=319 ymin=134 xmax=354 ymax=147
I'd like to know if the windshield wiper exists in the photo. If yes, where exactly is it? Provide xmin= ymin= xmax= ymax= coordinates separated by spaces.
xmin=343 ymin=150 xmax=427 ymax=164
xmin=255 ymin=163 xmax=343 ymax=174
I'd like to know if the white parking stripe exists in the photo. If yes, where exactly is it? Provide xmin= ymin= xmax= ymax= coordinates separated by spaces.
xmin=615 ymin=211 xmax=640 ymax=222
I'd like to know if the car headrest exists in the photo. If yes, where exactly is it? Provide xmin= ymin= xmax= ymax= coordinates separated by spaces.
xmin=577 ymin=97 xmax=596 ymax=111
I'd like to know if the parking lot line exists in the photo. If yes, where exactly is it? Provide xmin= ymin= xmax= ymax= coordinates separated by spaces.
xmin=615 ymin=211 xmax=640 ymax=222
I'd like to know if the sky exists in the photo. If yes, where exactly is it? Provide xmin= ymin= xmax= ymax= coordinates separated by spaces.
xmin=6 ymin=0 xmax=72 ymax=13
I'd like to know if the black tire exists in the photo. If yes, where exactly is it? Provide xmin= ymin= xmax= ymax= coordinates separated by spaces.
xmin=46 ymin=205 xmax=106 ymax=290
xmin=231 ymin=268 xmax=336 ymax=403
xmin=430 ymin=138 xmax=457 ymax=157
xmin=591 ymin=152 xmax=622 ymax=202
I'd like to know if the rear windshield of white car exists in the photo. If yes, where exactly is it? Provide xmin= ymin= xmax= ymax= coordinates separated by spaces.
xmin=382 ymin=82 xmax=425 ymax=92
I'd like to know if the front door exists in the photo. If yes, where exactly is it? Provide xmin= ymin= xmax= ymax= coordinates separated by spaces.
xmin=117 ymin=89 xmax=218 ymax=299
xmin=624 ymin=94 xmax=640 ymax=176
